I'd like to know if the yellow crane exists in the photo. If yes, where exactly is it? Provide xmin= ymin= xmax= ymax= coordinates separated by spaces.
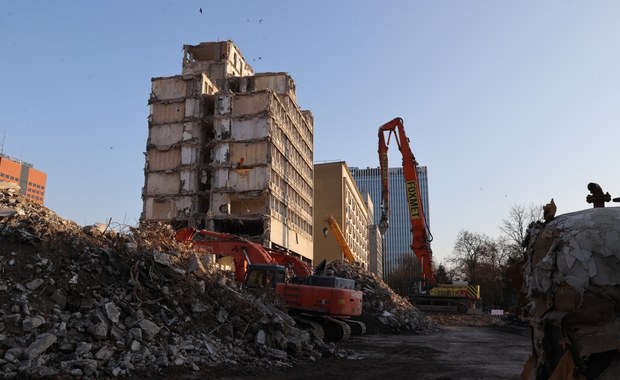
xmin=325 ymin=216 xmax=356 ymax=263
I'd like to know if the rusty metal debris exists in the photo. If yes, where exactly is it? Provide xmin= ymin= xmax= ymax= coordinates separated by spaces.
xmin=543 ymin=198 xmax=557 ymax=223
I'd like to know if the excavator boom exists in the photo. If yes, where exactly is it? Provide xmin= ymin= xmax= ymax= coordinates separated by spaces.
xmin=176 ymin=227 xmax=277 ymax=283
xmin=325 ymin=215 xmax=356 ymax=263
xmin=378 ymin=117 xmax=434 ymax=287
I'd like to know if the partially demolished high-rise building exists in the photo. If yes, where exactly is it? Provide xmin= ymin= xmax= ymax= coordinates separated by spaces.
xmin=142 ymin=41 xmax=314 ymax=262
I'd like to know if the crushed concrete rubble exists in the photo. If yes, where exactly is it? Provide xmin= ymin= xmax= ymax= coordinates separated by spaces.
xmin=324 ymin=260 xmax=439 ymax=334
xmin=426 ymin=313 xmax=500 ymax=327
xmin=521 ymin=208 xmax=620 ymax=379
xmin=0 ymin=181 xmax=436 ymax=378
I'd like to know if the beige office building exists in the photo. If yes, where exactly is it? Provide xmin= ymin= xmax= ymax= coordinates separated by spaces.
xmin=313 ymin=162 xmax=370 ymax=268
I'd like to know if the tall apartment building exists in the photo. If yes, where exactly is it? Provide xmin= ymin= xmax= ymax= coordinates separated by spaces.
xmin=0 ymin=154 xmax=47 ymax=204
xmin=142 ymin=41 xmax=314 ymax=262
xmin=313 ymin=162 xmax=370 ymax=268
xmin=351 ymin=166 xmax=430 ymax=282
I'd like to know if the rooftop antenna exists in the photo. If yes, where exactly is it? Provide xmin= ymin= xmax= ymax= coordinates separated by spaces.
xmin=0 ymin=130 xmax=5 ymax=155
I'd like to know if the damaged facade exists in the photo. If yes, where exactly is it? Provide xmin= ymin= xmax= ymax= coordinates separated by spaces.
xmin=142 ymin=41 xmax=314 ymax=262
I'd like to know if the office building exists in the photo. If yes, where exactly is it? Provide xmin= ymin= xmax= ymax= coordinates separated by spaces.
xmin=313 ymin=162 xmax=370 ymax=268
xmin=0 ymin=154 xmax=47 ymax=205
xmin=350 ymin=166 xmax=430 ymax=282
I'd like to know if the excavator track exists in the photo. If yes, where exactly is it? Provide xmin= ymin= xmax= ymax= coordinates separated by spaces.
xmin=293 ymin=316 xmax=325 ymax=341
xmin=294 ymin=315 xmax=352 ymax=342
xmin=343 ymin=319 xmax=366 ymax=335
xmin=319 ymin=316 xmax=351 ymax=341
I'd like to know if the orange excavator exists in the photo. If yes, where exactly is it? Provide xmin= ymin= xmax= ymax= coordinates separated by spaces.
xmin=175 ymin=227 xmax=365 ymax=339
xmin=378 ymin=117 xmax=479 ymax=312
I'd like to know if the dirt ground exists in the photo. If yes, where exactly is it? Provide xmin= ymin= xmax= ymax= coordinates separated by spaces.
xmin=161 ymin=322 xmax=530 ymax=380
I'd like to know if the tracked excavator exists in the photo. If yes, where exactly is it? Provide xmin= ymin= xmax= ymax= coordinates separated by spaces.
xmin=378 ymin=117 xmax=480 ymax=313
xmin=175 ymin=227 xmax=366 ymax=340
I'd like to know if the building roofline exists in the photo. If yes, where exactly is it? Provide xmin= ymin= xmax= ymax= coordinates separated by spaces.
xmin=0 ymin=153 xmax=33 ymax=168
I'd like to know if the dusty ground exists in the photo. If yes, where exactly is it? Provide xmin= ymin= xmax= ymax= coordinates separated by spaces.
xmin=158 ymin=320 xmax=530 ymax=380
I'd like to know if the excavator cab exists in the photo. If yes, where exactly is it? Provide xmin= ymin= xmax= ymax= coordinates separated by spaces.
xmin=244 ymin=264 xmax=286 ymax=289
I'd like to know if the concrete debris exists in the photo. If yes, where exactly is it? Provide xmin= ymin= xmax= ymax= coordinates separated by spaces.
xmin=24 ymin=333 xmax=57 ymax=359
xmin=426 ymin=313 xmax=502 ymax=327
xmin=325 ymin=260 xmax=439 ymax=334
xmin=0 ymin=187 xmax=341 ymax=378
xmin=1 ymin=186 xmax=439 ymax=378
xmin=522 ymin=208 xmax=620 ymax=379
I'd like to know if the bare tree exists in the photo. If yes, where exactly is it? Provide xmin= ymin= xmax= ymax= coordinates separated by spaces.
xmin=499 ymin=203 xmax=542 ymax=258
xmin=494 ymin=236 xmax=517 ymax=268
xmin=386 ymin=254 xmax=420 ymax=297
xmin=449 ymin=230 xmax=494 ymax=283
xmin=434 ymin=263 xmax=451 ymax=284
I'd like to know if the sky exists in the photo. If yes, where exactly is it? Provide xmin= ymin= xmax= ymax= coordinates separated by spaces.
xmin=1 ymin=1 xmax=619 ymax=265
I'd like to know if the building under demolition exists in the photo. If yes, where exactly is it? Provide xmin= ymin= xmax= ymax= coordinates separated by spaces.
xmin=142 ymin=41 xmax=314 ymax=262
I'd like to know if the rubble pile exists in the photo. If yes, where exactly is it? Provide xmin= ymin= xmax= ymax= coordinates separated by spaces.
xmin=426 ymin=313 xmax=499 ymax=327
xmin=325 ymin=260 xmax=438 ymax=334
xmin=0 ymin=182 xmax=333 ymax=379
xmin=521 ymin=208 xmax=620 ymax=379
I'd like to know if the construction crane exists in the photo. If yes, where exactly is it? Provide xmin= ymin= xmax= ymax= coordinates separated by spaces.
xmin=325 ymin=215 xmax=356 ymax=263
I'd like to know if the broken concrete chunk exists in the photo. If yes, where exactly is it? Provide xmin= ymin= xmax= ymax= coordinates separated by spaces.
xmin=130 ymin=340 xmax=141 ymax=351
xmin=129 ymin=327 xmax=143 ymax=341
xmin=75 ymin=342 xmax=92 ymax=357
xmin=188 ymin=252 xmax=206 ymax=274
xmin=89 ymin=322 xmax=109 ymax=339
xmin=25 ymin=333 xmax=57 ymax=359
xmin=25 ymin=278 xmax=45 ymax=290
xmin=255 ymin=329 xmax=266 ymax=345
xmin=0 ymin=206 xmax=17 ymax=217
xmin=138 ymin=319 xmax=160 ymax=341
xmin=50 ymin=290 xmax=67 ymax=310
xmin=216 ymin=308 xmax=228 ymax=324
xmin=22 ymin=316 xmax=45 ymax=332
xmin=104 ymin=302 xmax=121 ymax=324
xmin=153 ymin=250 xmax=172 ymax=266
xmin=191 ymin=302 xmax=209 ymax=314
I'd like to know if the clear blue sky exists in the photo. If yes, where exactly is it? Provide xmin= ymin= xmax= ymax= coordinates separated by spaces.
xmin=2 ymin=1 xmax=619 ymax=265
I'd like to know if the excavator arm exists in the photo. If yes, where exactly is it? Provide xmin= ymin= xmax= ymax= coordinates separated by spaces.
xmin=267 ymin=249 xmax=312 ymax=278
xmin=176 ymin=227 xmax=276 ymax=282
xmin=378 ymin=117 xmax=434 ymax=287
xmin=175 ymin=227 xmax=312 ymax=280
xmin=325 ymin=215 xmax=356 ymax=263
